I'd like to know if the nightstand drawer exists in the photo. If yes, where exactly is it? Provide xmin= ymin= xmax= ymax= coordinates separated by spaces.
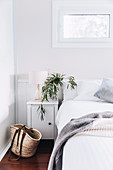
xmin=32 ymin=105 xmax=54 ymax=139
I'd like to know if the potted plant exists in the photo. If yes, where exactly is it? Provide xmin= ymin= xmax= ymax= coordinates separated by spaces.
xmin=38 ymin=73 xmax=77 ymax=120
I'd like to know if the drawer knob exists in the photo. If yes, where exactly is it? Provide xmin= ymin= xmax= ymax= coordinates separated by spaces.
xmin=48 ymin=122 xmax=52 ymax=125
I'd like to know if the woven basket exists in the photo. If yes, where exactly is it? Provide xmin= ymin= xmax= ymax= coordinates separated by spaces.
xmin=10 ymin=124 xmax=42 ymax=158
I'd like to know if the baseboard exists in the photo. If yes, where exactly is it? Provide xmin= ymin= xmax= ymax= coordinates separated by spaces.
xmin=0 ymin=140 xmax=10 ymax=161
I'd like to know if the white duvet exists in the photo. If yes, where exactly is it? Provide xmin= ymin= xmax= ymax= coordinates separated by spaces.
xmin=56 ymin=100 xmax=113 ymax=170
xmin=56 ymin=100 xmax=113 ymax=133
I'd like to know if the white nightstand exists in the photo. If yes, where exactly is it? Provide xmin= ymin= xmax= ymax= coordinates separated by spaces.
xmin=27 ymin=100 xmax=58 ymax=140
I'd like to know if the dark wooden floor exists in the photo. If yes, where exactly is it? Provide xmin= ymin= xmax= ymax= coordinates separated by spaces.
xmin=0 ymin=140 xmax=54 ymax=170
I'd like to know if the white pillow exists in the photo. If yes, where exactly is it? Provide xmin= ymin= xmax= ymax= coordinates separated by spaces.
xmin=94 ymin=78 xmax=113 ymax=103
xmin=63 ymin=81 xmax=77 ymax=101
xmin=74 ymin=80 xmax=101 ymax=101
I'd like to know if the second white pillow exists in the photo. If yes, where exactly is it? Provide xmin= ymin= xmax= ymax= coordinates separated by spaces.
xmin=74 ymin=80 xmax=101 ymax=101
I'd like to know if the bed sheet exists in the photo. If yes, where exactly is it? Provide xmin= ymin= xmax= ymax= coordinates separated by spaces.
xmin=62 ymin=134 xmax=113 ymax=170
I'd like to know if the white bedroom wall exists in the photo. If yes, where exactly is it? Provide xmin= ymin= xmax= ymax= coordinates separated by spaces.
xmin=15 ymin=0 xmax=113 ymax=80
xmin=0 ymin=0 xmax=15 ymax=159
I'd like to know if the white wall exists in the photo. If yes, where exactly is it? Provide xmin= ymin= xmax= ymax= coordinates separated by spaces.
xmin=0 ymin=0 xmax=15 ymax=158
xmin=15 ymin=0 xmax=113 ymax=80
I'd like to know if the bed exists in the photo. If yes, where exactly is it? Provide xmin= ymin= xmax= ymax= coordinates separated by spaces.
xmin=48 ymin=78 xmax=113 ymax=170
xmin=56 ymin=100 xmax=113 ymax=170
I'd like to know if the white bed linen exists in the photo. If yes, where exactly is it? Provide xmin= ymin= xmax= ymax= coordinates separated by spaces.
xmin=56 ymin=100 xmax=113 ymax=170
xmin=56 ymin=100 xmax=113 ymax=133
xmin=62 ymin=135 xmax=113 ymax=170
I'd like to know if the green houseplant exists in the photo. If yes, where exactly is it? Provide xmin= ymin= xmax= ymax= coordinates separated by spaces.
xmin=37 ymin=73 xmax=77 ymax=120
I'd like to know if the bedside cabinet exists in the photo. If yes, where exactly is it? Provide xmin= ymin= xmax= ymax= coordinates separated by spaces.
xmin=27 ymin=101 xmax=58 ymax=140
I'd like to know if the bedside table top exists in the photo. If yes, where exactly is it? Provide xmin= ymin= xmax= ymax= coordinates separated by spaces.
xmin=27 ymin=100 xmax=58 ymax=105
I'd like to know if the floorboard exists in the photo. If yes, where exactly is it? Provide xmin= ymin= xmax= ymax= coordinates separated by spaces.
xmin=0 ymin=140 xmax=54 ymax=170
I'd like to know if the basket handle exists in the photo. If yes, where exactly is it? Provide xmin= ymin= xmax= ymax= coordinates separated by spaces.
xmin=8 ymin=127 xmax=26 ymax=161
xmin=22 ymin=125 xmax=33 ymax=132
xmin=17 ymin=125 xmax=26 ymax=146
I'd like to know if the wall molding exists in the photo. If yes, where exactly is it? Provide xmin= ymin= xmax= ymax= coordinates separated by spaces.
xmin=18 ymin=79 xmax=28 ymax=83
xmin=0 ymin=140 xmax=10 ymax=161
